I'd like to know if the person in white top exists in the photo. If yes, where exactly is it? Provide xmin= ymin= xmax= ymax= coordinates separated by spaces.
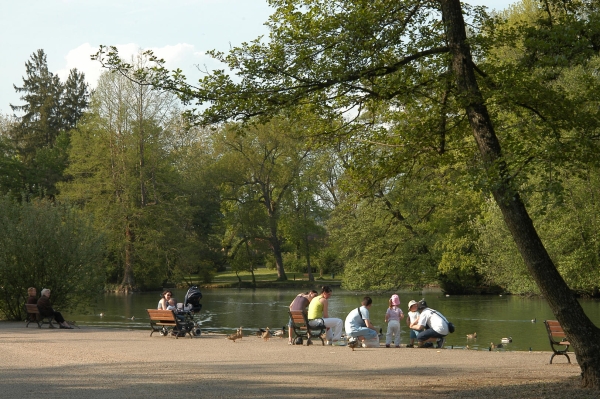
xmin=409 ymin=299 xmax=449 ymax=348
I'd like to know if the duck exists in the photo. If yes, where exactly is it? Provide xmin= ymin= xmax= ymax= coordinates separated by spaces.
xmin=272 ymin=326 xmax=286 ymax=337
xmin=99 ymin=312 xmax=105 ymax=317
xmin=256 ymin=328 xmax=266 ymax=337
xmin=129 ymin=316 xmax=135 ymax=321
xmin=490 ymin=342 xmax=504 ymax=349
xmin=501 ymin=337 xmax=512 ymax=344
xmin=262 ymin=327 xmax=272 ymax=341
xmin=227 ymin=326 xmax=243 ymax=342
xmin=466 ymin=332 xmax=477 ymax=339
xmin=531 ymin=318 xmax=537 ymax=323
xmin=348 ymin=338 xmax=360 ymax=351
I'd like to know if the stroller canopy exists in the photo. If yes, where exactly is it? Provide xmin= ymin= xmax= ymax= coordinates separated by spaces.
xmin=184 ymin=286 xmax=202 ymax=312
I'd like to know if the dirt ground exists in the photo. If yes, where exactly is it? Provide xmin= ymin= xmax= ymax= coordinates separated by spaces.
xmin=0 ymin=321 xmax=596 ymax=398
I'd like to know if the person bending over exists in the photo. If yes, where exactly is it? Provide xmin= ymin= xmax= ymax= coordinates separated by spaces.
xmin=409 ymin=299 xmax=449 ymax=348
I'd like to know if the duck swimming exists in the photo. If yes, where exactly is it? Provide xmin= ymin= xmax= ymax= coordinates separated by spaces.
xmin=501 ymin=337 xmax=512 ymax=343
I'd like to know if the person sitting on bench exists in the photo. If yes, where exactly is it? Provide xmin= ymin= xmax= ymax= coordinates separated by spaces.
xmin=37 ymin=288 xmax=73 ymax=329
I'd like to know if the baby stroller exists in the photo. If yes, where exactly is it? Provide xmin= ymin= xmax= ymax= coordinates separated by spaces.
xmin=181 ymin=285 xmax=203 ymax=336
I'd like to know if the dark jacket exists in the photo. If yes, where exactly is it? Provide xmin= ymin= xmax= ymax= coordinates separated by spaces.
xmin=37 ymin=295 xmax=54 ymax=318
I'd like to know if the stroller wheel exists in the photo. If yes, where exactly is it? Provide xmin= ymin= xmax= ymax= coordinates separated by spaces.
xmin=194 ymin=328 xmax=202 ymax=336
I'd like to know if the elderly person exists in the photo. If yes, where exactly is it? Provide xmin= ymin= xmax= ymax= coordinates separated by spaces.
xmin=409 ymin=299 xmax=449 ymax=348
xmin=37 ymin=288 xmax=73 ymax=329
xmin=307 ymin=285 xmax=343 ymax=345
xmin=26 ymin=287 xmax=37 ymax=304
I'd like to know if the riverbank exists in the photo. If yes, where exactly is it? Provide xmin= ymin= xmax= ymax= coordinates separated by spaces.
xmin=0 ymin=321 xmax=595 ymax=398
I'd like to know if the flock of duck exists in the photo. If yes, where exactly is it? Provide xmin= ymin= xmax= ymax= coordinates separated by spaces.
xmin=226 ymin=326 xmax=286 ymax=342
xmin=465 ymin=331 xmax=513 ymax=350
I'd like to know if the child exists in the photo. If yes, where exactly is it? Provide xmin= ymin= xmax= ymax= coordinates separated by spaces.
xmin=166 ymin=298 xmax=177 ymax=311
xmin=406 ymin=299 xmax=420 ymax=348
xmin=384 ymin=294 xmax=404 ymax=348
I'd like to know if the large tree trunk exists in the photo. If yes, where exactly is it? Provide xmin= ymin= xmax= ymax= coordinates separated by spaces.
xmin=268 ymin=213 xmax=287 ymax=281
xmin=121 ymin=217 xmax=136 ymax=293
xmin=440 ymin=0 xmax=600 ymax=388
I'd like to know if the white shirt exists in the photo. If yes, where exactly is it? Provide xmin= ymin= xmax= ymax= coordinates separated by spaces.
xmin=417 ymin=308 xmax=449 ymax=335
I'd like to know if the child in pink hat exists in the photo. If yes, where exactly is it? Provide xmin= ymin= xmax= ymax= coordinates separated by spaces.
xmin=384 ymin=294 xmax=404 ymax=347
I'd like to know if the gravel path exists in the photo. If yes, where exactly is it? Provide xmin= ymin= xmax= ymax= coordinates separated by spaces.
xmin=0 ymin=321 xmax=595 ymax=398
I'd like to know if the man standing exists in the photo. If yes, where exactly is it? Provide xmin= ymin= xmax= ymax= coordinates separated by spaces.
xmin=345 ymin=296 xmax=378 ymax=347
xmin=409 ymin=299 xmax=449 ymax=348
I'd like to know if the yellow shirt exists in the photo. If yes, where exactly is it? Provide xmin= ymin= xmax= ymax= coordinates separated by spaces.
xmin=308 ymin=294 xmax=324 ymax=319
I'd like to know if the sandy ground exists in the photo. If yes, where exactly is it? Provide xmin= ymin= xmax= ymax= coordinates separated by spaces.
xmin=0 ymin=321 xmax=595 ymax=398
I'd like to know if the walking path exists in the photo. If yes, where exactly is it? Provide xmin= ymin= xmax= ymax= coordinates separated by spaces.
xmin=0 ymin=322 xmax=593 ymax=398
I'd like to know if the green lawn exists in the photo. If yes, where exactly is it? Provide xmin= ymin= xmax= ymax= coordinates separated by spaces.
xmin=186 ymin=268 xmax=341 ymax=288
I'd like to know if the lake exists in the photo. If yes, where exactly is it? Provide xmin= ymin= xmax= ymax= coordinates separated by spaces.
xmin=70 ymin=287 xmax=600 ymax=352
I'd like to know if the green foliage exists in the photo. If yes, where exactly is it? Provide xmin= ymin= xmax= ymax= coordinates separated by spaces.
xmin=7 ymin=49 xmax=89 ymax=199
xmin=59 ymin=67 xmax=222 ymax=290
xmin=92 ymin=1 xmax=600 ymax=298
xmin=0 ymin=196 xmax=105 ymax=320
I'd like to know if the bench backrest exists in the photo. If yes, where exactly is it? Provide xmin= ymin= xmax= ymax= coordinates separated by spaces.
xmin=25 ymin=304 xmax=40 ymax=314
xmin=544 ymin=320 xmax=567 ymax=340
xmin=289 ymin=310 xmax=308 ymax=327
xmin=147 ymin=309 xmax=176 ymax=323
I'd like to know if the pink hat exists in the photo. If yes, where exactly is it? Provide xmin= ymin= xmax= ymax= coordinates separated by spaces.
xmin=390 ymin=294 xmax=400 ymax=306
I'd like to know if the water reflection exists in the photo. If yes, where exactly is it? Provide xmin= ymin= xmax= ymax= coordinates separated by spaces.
xmin=73 ymin=288 xmax=600 ymax=352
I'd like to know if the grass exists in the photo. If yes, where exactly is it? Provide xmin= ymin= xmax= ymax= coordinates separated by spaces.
xmin=185 ymin=268 xmax=341 ymax=289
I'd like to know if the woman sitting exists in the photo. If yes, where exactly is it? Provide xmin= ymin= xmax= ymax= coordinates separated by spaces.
xmin=37 ymin=288 xmax=73 ymax=329
xmin=157 ymin=290 xmax=173 ymax=310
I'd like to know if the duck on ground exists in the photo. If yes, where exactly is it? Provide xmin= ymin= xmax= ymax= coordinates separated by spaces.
xmin=348 ymin=337 xmax=359 ymax=351
xmin=262 ymin=327 xmax=272 ymax=341
xmin=227 ymin=326 xmax=243 ymax=342
xmin=272 ymin=326 xmax=286 ymax=337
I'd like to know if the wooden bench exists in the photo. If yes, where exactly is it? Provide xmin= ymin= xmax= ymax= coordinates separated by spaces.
xmin=25 ymin=304 xmax=56 ymax=329
xmin=289 ymin=310 xmax=326 ymax=346
xmin=544 ymin=320 xmax=571 ymax=364
xmin=147 ymin=309 xmax=192 ymax=339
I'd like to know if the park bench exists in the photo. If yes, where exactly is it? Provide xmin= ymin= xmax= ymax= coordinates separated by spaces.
xmin=25 ymin=304 xmax=56 ymax=328
xmin=543 ymin=320 xmax=571 ymax=364
xmin=147 ymin=309 xmax=192 ymax=339
xmin=289 ymin=310 xmax=326 ymax=346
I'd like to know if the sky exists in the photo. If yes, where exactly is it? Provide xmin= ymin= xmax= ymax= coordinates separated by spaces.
xmin=0 ymin=0 xmax=515 ymax=115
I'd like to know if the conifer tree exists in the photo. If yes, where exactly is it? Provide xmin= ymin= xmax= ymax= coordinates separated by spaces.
xmin=8 ymin=49 xmax=89 ymax=198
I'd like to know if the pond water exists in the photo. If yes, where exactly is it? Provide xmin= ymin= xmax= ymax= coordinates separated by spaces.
xmin=70 ymin=288 xmax=600 ymax=352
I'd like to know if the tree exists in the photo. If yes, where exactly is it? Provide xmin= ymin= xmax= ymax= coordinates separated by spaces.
xmin=95 ymin=0 xmax=600 ymax=387
xmin=213 ymin=118 xmax=313 ymax=280
xmin=0 ymin=195 xmax=105 ymax=320
xmin=59 ymin=65 xmax=202 ymax=291
xmin=9 ymin=49 xmax=89 ymax=198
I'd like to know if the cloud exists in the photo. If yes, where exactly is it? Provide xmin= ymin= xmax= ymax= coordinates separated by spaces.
xmin=55 ymin=42 xmax=215 ymax=90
